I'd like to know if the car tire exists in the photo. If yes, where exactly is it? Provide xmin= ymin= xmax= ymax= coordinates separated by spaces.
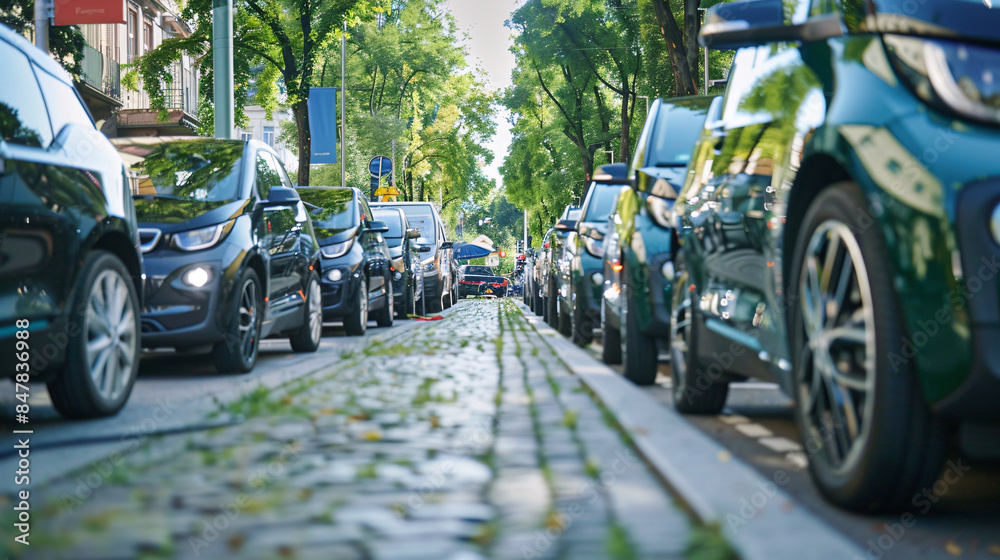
xmin=788 ymin=182 xmax=947 ymax=512
xmin=670 ymin=251 xmax=729 ymax=413
xmin=344 ymin=274 xmax=369 ymax=336
xmin=289 ymin=272 xmax=322 ymax=352
xmin=619 ymin=263 xmax=659 ymax=385
xmin=374 ymin=280 xmax=394 ymax=328
xmin=427 ymin=286 xmax=443 ymax=314
xmin=601 ymin=298 xmax=622 ymax=365
xmin=571 ymin=286 xmax=593 ymax=346
xmin=213 ymin=267 xmax=263 ymax=373
xmin=47 ymin=251 xmax=140 ymax=419
xmin=546 ymin=279 xmax=558 ymax=328
xmin=399 ymin=277 xmax=412 ymax=319
xmin=534 ymin=283 xmax=544 ymax=317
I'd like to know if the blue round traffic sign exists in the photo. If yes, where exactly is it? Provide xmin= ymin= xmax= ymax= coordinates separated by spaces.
xmin=368 ymin=155 xmax=393 ymax=177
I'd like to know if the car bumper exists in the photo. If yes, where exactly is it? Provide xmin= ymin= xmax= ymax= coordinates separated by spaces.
xmin=318 ymin=258 xmax=364 ymax=320
xmin=575 ymin=252 xmax=605 ymax=316
xmin=459 ymin=283 xmax=507 ymax=297
xmin=140 ymin=255 xmax=228 ymax=348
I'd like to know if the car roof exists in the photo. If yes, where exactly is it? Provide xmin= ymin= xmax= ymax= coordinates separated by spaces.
xmin=0 ymin=23 xmax=75 ymax=86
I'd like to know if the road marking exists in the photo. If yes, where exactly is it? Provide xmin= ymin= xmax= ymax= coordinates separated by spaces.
xmin=719 ymin=415 xmax=750 ymax=425
xmin=735 ymin=423 xmax=773 ymax=438
xmin=759 ymin=437 xmax=802 ymax=453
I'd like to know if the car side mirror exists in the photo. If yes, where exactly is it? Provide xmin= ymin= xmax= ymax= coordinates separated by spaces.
xmin=367 ymin=220 xmax=389 ymax=233
xmin=555 ymin=219 xmax=578 ymax=232
xmin=263 ymin=186 xmax=300 ymax=205
xmin=418 ymin=246 xmax=431 ymax=253
xmin=440 ymin=241 xmax=454 ymax=249
xmin=406 ymin=228 xmax=421 ymax=239
xmin=699 ymin=0 xmax=841 ymax=50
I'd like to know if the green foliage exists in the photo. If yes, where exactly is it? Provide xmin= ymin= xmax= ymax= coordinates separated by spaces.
xmin=0 ymin=0 xmax=84 ymax=77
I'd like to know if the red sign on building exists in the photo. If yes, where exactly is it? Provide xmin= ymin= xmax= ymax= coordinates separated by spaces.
xmin=54 ymin=0 xmax=126 ymax=26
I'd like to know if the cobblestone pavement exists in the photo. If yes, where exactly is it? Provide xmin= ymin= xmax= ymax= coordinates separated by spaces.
xmin=5 ymin=300 xmax=694 ymax=560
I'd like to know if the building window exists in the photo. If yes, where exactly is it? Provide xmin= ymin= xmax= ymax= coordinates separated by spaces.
xmin=241 ymin=132 xmax=253 ymax=142
xmin=263 ymin=126 xmax=275 ymax=147
xmin=144 ymin=20 xmax=153 ymax=54
xmin=127 ymin=9 xmax=138 ymax=61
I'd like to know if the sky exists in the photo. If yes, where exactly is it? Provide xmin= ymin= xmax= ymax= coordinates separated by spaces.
xmin=446 ymin=0 xmax=522 ymax=188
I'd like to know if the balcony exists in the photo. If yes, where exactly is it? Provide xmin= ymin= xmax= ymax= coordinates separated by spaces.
xmin=80 ymin=44 xmax=122 ymax=101
xmin=118 ymin=61 xmax=200 ymax=136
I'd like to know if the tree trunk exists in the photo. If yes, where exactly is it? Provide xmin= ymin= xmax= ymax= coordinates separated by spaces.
xmin=684 ymin=0 xmax=701 ymax=92
xmin=619 ymin=94 xmax=631 ymax=164
xmin=651 ymin=0 xmax=698 ymax=96
xmin=294 ymin=100 xmax=311 ymax=186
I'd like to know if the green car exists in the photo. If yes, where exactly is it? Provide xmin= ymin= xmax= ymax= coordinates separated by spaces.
xmin=670 ymin=0 xmax=1000 ymax=511
xmin=600 ymin=97 xmax=715 ymax=383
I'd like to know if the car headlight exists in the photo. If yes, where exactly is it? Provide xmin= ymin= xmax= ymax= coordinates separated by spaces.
xmin=320 ymin=239 xmax=353 ymax=259
xmin=885 ymin=35 xmax=1000 ymax=124
xmin=582 ymin=235 xmax=604 ymax=258
xmin=646 ymin=195 xmax=675 ymax=229
xmin=173 ymin=223 xmax=226 ymax=251
xmin=423 ymin=262 xmax=437 ymax=273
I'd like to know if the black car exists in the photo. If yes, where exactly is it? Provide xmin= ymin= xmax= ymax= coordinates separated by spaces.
xmin=371 ymin=202 xmax=455 ymax=312
xmin=372 ymin=206 xmax=425 ymax=318
xmin=0 ymin=25 xmax=143 ymax=418
xmin=545 ymin=205 xmax=582 ymax=331
xmin=115 ymin=138 xmax=323 ymax=373
xmin=458 ymin=265 xmax=508 ymax=298
xmin=297 ymin=187 xmax=393 ymax=335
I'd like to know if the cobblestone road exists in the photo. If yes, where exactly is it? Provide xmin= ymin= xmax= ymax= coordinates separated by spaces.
xmin=6 ymin=300 xmax=694 ymax=560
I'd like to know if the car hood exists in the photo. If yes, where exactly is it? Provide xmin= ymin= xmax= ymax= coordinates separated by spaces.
xmin=314 ymin=226 xmax=359 ymax=245
xmin=135 ymin=198 xmax=249 ymax=233
xmin=869 ymin=0 xmax=1000 ymax=45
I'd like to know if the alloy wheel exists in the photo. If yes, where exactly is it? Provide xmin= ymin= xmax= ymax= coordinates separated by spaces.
xmin=670 ymin=286 xmax=692 ymax=390
xmin=797 ymin=219 xmax=876 ymax=475
xmin=307 ymin=279 xmax=323 ymax=344
xmin=238 ymin=279 xmax=260 ymax=361
xmin=86 ymin=270 xmax=138 ymax=403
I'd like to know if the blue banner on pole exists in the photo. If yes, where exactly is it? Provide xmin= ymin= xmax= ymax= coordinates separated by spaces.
xmin=308 ymin=87 xmax=338 ymax=164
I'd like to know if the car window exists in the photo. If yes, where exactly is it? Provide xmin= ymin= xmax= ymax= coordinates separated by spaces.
xmin=0 ymin=40 xmax=53 ymax=148
xmin=268 ymin=153 xmax=294 ymax=189
xmin=358 ymin=196 xmax=374 ymax=223
xmin=298 ymin=188 xmax=357 ymax=232
xmin=120 ymin=140 xmax=244 ymax=201
xmin=399 ymin=206 xmax=437 ymax=245
xmin=373 ymin=210 xmax=404 ymax=237
xmin=467 ymin=266 xmax=494 ymax=275
xmin=34 ymin=68 xmax=94 ymax=135
xmin=583 ymin=185 xmax=622 ymax=223
xmin=649 ymin=105 xmax=710 ymax=166
xmin=720 ymin=47 xmax=767 ymax=127
xmin=255 ymin=152 xmax=283 ymax=200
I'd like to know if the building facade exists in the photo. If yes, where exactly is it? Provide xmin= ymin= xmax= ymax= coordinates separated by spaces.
xmin=76 ymin=0 xmax=199 ymax=137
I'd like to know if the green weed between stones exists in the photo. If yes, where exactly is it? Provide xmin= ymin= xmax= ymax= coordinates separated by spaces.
xmin=607 ymin=522 xmax=639 ymax=560
xmin=686 ymin=522 xmax=740 ymax=560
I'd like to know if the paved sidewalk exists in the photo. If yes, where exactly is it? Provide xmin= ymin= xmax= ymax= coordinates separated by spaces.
xmin=5 ymin=300 xmax=695 ymax=560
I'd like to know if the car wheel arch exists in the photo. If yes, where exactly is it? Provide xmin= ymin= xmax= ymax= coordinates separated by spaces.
xmin=90 ymin=229 xmax=142 ymax=296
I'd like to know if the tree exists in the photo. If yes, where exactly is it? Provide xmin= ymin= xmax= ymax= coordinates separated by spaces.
xmin=0 ymin=0 xmax=84 ymax=77
xmin=126 ymin=0 xmax=370 ymax=185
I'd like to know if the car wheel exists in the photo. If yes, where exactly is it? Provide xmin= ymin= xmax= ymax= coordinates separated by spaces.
xmin=47 ymin=251 xmax=140 ymax=419
xmin=789 ymin=182 xmax=946 ymax=512
xmin=427 ymin=285 xmax=442 ymax=313
xmin=546 ymin=279 xmax=558 ymax=327
xmin=289 ymin=272 xmax=322 ymax=352
xmin=557 ymin=288 xmax=572 ymax=337
xmin=601 ymin=297 xmax=622 ymax=365
xmin=571 ymin=285 xmax=593 ymax=346
xmin=619 ymin=263 xmax=659 ymax=385
xmin=534 ymin=283 xmax=544 ymax=317
xmin=213 ymin=267 xmax=263 ymax=373
xmin=670 ymin=251 xmax=729 ymax=413
xmin=374 ymin=280 xmax=394 ymax=328
xmin=399 ymin=277 xmax=412 ymax=319
xmin=344 ymin=275 xmax=369 ymax=336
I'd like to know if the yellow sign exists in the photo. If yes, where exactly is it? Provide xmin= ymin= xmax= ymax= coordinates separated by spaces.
xmin=374 ymin=186 xmax=401 ymax=197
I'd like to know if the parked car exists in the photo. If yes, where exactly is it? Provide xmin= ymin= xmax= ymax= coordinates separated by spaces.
xmin=562 ymin=163 xmax=630 ymax=347
xmin=0 ymin=25 xmax=142 ymax=418
xmin=545 ymin=205 xmax=582 ymax=331
xmin=668 ymin=0 xmax=1000 ymax=511
xmin=458 ymin=265 xmax=508 ymax=298
xmin=297 ymin=187 xmax=394 ymax=335
xmin=533 ymin=230 xmax=556 ymax=319
xmin=522 ymin=249 xmax=536 ymax=309
xmin=373 ymin=206 xmax=425 ymax=317
xmin=115 ymin=137 xmax=323 ymax=373
xmin=371 ymin=201 xmax=455 ymax=312
xmin=601 ymin=97 xmax=715 ymax=383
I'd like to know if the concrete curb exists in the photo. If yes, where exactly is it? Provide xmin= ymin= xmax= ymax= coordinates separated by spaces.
xmin=515 ymin=300 xmax=865 ymax=560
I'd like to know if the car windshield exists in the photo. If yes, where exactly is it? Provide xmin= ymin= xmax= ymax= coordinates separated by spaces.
xmin=118 ymin=140 xmax=244 ymax=201
xmin=466 ymin=266 xmax=495 ymax=276
xmin=398 ymin=206 xmax=437 ymax=246
xmin=649 ymin=105 xmax=709 ymax=167
xmin=583 ymin=185 xmax=622 ymax=223
xmin=298 ymin=188 xmax=357 ymax=231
